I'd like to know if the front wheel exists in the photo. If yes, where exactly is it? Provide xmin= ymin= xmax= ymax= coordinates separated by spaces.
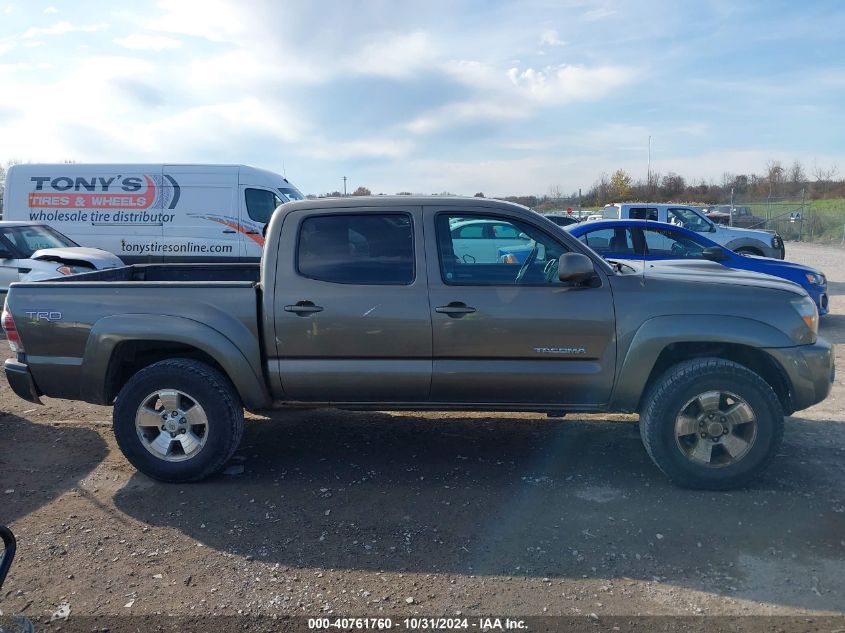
xmin=639 ymin=358 xmax=783 ymax=490
xmin=113 ymin=359 xmax=244 ymax=482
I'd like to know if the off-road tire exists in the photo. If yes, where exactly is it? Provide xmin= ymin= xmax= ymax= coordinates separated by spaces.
xmin=113 ymin=359 xmax=244 ymax=482
xmin=640 ymin=358 xmax=783 ymax=490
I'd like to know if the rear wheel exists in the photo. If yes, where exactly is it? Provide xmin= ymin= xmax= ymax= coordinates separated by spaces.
xmin=640 ymin=358 xmax=783 ymax=490
xmin=113 ymin=359 xmax=244 ymax=482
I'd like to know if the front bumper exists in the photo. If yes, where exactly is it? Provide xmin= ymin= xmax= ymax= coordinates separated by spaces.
xmin=4 ymin=358 xmax=43 ymax=404
xmin=765 ymin=338 xmax=834 ymax=413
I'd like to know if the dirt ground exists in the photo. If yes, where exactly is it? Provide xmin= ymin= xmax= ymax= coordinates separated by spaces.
xmin=1 ymin=241 xmax=844 ymax=629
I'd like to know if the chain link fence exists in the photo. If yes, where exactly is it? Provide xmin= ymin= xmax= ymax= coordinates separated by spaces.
xmin=723 ymin=197 xmax=845 ymax=244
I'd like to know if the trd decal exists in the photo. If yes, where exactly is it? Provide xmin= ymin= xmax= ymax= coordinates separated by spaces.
xmin=25 ymin=311 xmax=62 ymax=322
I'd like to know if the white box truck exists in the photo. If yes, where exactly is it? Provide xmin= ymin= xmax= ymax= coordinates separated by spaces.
xmin=1 ymin=164 xmax=304 ymax=262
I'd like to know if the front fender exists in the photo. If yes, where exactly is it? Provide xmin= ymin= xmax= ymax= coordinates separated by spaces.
xmin=609 ymin=315 xmax=795 ymax=411
xmin=80 ymin=314 xmax=272 ymax=410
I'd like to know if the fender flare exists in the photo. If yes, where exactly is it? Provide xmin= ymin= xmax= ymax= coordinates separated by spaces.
xmin=80 ymin=314 xmax=272 ymax=409
xmin=609 ymin=314 xmax=794 ymax=411
xmin=722 ymin=237 xmax=768 ymax=253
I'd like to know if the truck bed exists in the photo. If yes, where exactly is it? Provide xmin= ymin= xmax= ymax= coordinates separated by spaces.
xmin=5 ymin=263 xmax=265 ymax=404
xmin=49 ymin=263 xmax=261 ymax=284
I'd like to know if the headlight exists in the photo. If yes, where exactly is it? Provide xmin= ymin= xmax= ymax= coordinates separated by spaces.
xmin=804 ymin=271 xmax=826 ymax=286
xmin=56 ymin=265 xmax=92 ymax=276
xmin=791 ymin=296 xmax=818 ymax=336
xmin=771 ymin=235 xmax=782 ymax=248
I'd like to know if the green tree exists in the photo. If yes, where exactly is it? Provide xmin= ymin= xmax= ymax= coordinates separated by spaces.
xmin=610 ymin=169 xmax=632 ymax=200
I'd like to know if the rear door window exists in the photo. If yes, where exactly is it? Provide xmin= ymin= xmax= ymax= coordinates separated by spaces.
xmin=297 ymin=213 xmax=414 ymax=285
xmin=577 ymin=227 xmax=635 ymax=254
xmin=629 ymin=207 xmax=658 ymax=221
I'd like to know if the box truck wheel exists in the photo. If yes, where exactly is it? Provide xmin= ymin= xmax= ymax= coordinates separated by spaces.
xmin=639 ymin=358 xmax=783 ymax=490
xmin=113 ymin=359 xmax=244 ymax=482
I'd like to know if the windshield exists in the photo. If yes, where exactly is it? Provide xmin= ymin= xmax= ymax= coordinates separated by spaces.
xmin=278 ymin=187 xmax=305 ymax=202
xmin=0 ymin=224 xmax=78 ymax=257
xmin=667 ymin=207 xmax=713 ymax=232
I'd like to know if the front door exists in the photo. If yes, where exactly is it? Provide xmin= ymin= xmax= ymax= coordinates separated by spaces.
xmin=425 ymin=208 xmax=617 ymax=406
xmin=271 ymin=206 xmax=432 ymax=402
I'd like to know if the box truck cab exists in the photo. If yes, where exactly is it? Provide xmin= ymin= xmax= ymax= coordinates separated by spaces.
xmin=1 ymin=164 xmax=304 ymax=262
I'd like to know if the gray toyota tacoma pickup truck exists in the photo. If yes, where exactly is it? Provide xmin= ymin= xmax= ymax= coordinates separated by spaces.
xmin=2 ymin=197 xmax=834 ymax=489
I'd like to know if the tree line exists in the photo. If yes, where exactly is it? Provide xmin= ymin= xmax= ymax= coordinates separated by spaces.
xmin=543 ymin=159 xmax=843 ymax=210
xmin=318 ymin=160 xmax=844 ymax=211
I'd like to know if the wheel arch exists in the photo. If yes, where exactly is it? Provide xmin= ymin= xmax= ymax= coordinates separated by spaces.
xmin=610 ymin=315 xmax=796 ymax=413
xmin=80 ymin=315 xmax=272 ymax=410
xmin=722 ymin=237 xmax=767 ymax=255
xmin=638 ymin=343 xmax=794 ymax=414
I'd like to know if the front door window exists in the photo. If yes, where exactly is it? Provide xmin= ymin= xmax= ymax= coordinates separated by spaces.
xmin=437 ymin=214 xmax=567 ymax=285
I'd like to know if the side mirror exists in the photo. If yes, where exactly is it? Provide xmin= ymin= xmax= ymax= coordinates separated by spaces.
xmin=558 ymin=253 xmax=595 ymax=283
xmin=702 ymin=246 xmax=728 ymax=262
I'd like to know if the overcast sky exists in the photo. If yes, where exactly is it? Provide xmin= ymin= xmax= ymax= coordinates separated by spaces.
xmin=1 ymin=0 xmax=844 ymax=196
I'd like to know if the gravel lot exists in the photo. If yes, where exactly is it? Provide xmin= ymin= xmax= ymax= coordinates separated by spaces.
xmin=1 ymin=241 xmax=844 ymax=629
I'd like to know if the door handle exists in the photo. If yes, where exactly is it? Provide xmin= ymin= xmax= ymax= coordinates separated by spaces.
xmin=222 ymin=229 xmax=237 ymax=234
xmin=245 ymin=230 xmax=258 ymax=235
xmin=284 ymin=301 xmax=324 ymax=315
xmin=435 ymin=302 xmax=477 ymax=317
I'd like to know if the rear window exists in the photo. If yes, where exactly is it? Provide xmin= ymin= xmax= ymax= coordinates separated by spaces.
xmin=297 ymin=213 xmax=414 ymax=285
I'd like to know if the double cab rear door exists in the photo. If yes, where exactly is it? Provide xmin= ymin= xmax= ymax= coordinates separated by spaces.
xmin=270 ymin=204 xmax=617 ymax=408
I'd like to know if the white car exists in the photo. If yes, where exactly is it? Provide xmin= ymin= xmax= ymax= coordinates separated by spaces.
xmin=448 ymin=218 xmax=532 ymax=263
xmin=0 ymin=222 xmax=124 ymax=294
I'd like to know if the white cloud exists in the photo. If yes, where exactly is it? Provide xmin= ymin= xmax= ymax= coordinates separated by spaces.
xmin=303 ymin=138 xmax=413 ymax=161
xmin=507 ymin=64 xmax=634 ymax=104
xmin=406 ymin=61 xmax=637 ymax=135
xmin=146 ymin=0 xmax=246 ymax=42
xmin=113 ymin=33 xmax=182 ymax=51
xmin=583 ymin=7 xmax=617 ymax=21
xmin=23 ymin=21 xmax=108 ymax=38
xmin=539 ymin=29 xmax=566 ymax=47
xmin=347 ymin=31 xmax=437 ymax=79
xmin=43 ymin=5 xmax=59 ymax=13
xmin=406 ymin=101 xmax=526 ymax=135
xmin=0 ymin=39 xmax=14 ymax=56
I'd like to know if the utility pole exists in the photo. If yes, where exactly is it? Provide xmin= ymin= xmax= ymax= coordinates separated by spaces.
xmin=342 ymin=176 xmax=347 ymax=197
xmin=647 ymin=135 xmax=651 ymax=200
